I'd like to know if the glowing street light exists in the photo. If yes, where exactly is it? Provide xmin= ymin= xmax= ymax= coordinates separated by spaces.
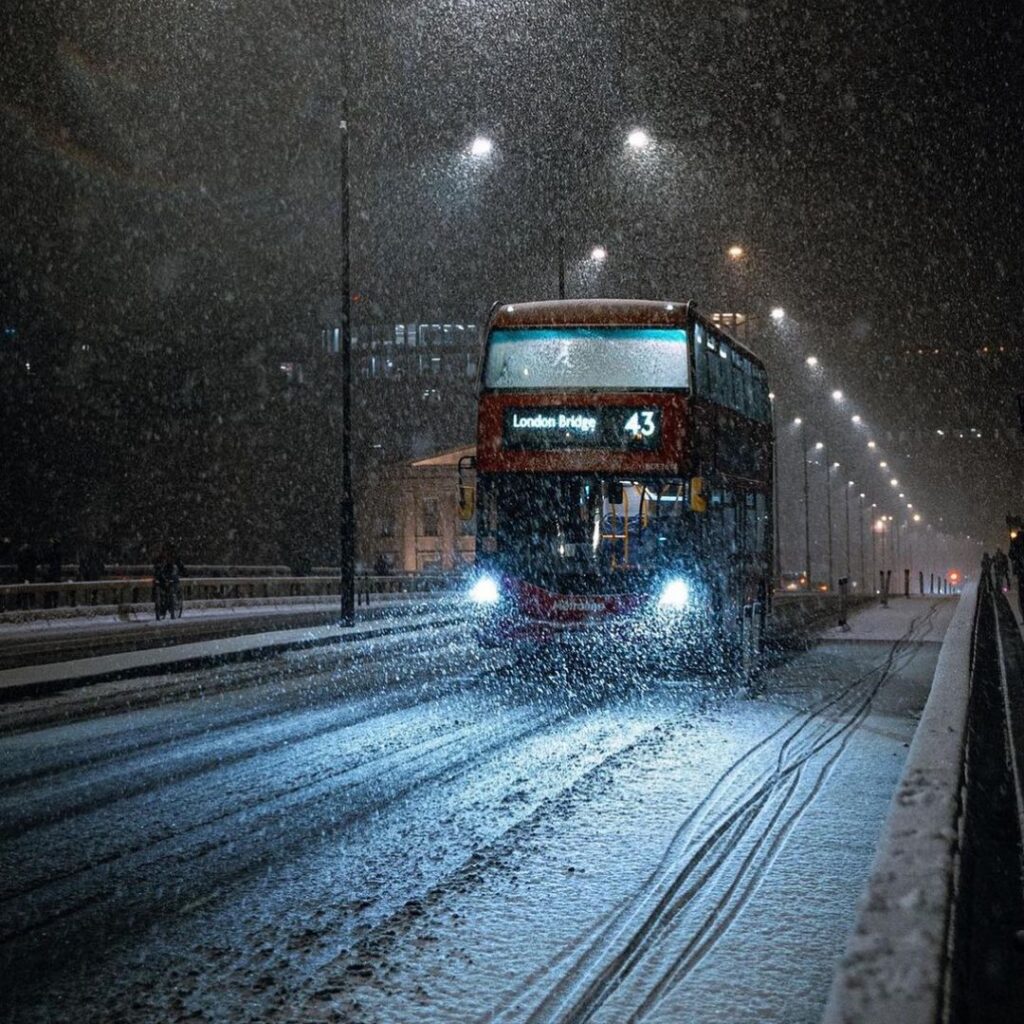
xmin=890 ymin=478 xmax=899 ymax=487
xmin=867 ymin=440 xmax=877 ymax=449
xmin=805 ymin=356 xmax=819 ymax=368
xmin=831 ymin=389 xmax=843 ymax=401
xmin=469 ymin=135 xmax=493 ymax=157
xmin=770 ymin=306 xmax=786 ymax=321
xmin=627 ymin=129 xmax=651 ymax=149
xmin=590 ymin=245 xmax=608 ymax=262
xmin=793 ymin=417 xmax=802 ymax=425
xmin=851 ymin=415 xmax=862 ymax=425
xmin=727 ymin=244 xmax=745 ymax=259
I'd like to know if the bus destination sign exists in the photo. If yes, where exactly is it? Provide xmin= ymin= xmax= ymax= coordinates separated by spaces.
xmin=503 ymin=406 xmax=661 ymax=451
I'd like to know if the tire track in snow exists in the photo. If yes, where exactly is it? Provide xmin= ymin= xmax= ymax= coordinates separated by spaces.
xmin=0 ymin=637 xmax=497 ymax=837
xmin=490 ymin=600 xmax=942 ymax=1024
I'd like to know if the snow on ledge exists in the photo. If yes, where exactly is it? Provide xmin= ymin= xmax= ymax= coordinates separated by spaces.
xmin=822 ymin=582 xmax=975 ymax=1024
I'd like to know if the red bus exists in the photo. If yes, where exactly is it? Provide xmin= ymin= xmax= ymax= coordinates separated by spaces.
xmin=467 ymin=298 xmax=774 ymax=670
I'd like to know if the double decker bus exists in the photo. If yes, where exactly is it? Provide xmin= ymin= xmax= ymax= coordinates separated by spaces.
xmin=467 ymin=298 xmax=774 ymax=670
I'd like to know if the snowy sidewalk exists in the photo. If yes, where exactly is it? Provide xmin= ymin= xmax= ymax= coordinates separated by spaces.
xmin=818 ymin=595 xmax=959 ymax=644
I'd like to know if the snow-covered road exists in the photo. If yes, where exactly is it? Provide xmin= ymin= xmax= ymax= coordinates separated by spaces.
xmin=0 ymin=598 xmax=955 ymax=1023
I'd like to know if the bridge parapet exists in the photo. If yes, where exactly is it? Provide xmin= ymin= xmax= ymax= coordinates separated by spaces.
xmin=824 ymin=577 xmax=1024 ymax=1022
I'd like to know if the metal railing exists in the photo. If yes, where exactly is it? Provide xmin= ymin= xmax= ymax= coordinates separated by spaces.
xmin=825 ymin=571 xmax=1024 ymax=1023
xmin=0 ymin=574 xmax=454 ymax=614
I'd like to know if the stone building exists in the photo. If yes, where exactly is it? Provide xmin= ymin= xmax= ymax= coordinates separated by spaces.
xmin=358 ymin=445 xmax=476 ymax=574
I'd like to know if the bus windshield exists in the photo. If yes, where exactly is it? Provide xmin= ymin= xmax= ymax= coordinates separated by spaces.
xmin=484 ymin=326 xmax=689 ymax=390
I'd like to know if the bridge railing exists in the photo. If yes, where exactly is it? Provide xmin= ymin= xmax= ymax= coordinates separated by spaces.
xmin=0 ymin=574 xmax=455 ymax=614
xmin=824 ymin=573 xmax=1024 ymax=1022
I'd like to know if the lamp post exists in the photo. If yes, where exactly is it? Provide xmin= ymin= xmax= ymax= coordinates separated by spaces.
xmin=724 ymin=246 xmax=785 ymax=343
xmin=726 ymin=245 xmax=752 ymax=342
xmin=770 ymin=392 xmax=780 ymax=584
xmin=815 ymin=441 xmax=835 ymax=591
xmin=471 ymin=129 xmax=647 ymax=299
xmin=845 ymin=481 xmax=853 ymax=584
xmin=858 ymin=492 xmax=867 ymax=590
xmin=338 ymin=59 xmax=355 ymax=625
xmin=796 ymin=418 xmax=811 ymax=588
xmin=870 ymin=505 xmax=878 ymax=588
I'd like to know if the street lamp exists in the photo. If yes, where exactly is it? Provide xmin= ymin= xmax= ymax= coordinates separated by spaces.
xmin=338 ymin=103 xmax=355 ymax=623
xmin=590 ymin=245 xmax=608 ymax=262
xmin=796 ymin=418 xmax=811 ymax=588
xmin=845 ymin=481 xmax=854 ymax=584
xmin=858 ymin=492 xmax=867 ymax=589
xmin=770 ymin=306 xmax=786 ymax=321
xmin=814 ymin=441 xmax=835 ymax=591
xmin=470 ymin=129 xmax=651 ymax=299
xmin=770 ymin=392 xmax=780 ymax=583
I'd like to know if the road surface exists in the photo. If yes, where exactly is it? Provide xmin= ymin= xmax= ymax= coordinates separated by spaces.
xmin=0 ymin=597 xmax=956 ymax=1023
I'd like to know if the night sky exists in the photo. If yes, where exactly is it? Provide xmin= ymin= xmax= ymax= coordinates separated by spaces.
xmin=2 ymin=0 xmax=1022 ymax=548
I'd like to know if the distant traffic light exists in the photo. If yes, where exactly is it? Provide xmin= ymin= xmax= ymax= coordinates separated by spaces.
xmin=949 ymin=570 xmax=961 ymax=585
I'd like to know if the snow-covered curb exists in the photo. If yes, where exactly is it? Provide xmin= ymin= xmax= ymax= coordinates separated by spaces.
xmin=822 ymin=583 xmax=976 ymax=1023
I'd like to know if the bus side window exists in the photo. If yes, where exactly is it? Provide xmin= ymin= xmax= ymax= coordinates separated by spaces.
xmin=706 ymin=335 xmax=719 ymax=401
xmin=755 ymin=492 xmax=768 ymax=558
xmin=757 ymin=367 xmax=771 ymax=422
xmin=715 ymin=338 xmax=730 ymax=406
xmin=729 ymin=349 xmax=742 ymax=414
xmin=695 ymin=324 xmax=708 ymax=394
xmin=722 ymin=344 xmax=738 ymax=412
xmin=744 ymin=492 xmax=757 ymax=556
xmin=741 ymin=358 xmax=755 ymax=418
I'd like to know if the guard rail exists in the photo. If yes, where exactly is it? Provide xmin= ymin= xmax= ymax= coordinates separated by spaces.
xmin=0 ymin=574 xmax=453 ymax=615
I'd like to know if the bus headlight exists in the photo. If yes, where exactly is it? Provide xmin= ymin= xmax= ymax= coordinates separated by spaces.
xmin=657 ymin=577 xmax=690 ymax=611
xmin=469 ymin=574 xmax=501 ymax=605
